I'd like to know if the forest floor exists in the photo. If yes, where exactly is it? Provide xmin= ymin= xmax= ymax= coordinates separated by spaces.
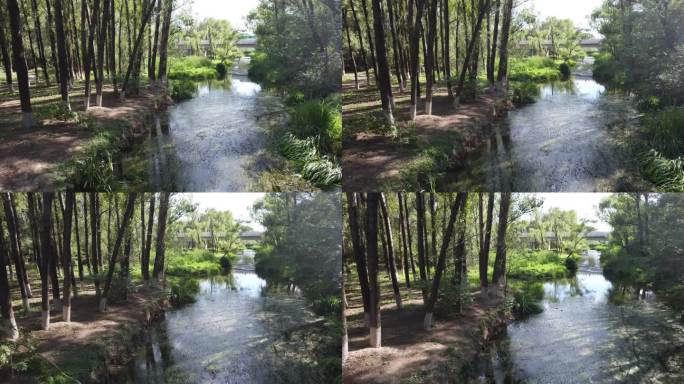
xmin=342 ymin=74 xmax=510 ymax=190
xmin=344 ymin=270 xmax=509 ymax=384
xmin=0 ymin=81 xmax=166 ymax=190
xmin=4 ymin=276 xmax=169 ymax=383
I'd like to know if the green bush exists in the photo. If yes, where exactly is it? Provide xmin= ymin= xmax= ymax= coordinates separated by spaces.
xmin=166 ymin=249 xmax=222 ymax=276
xmin=289 ymin=99 xmax=342 ymax=156
xmin=559 ymin=62 xmax=571 ymax=79
xmin=311 ymin=296 xmax=341 ymax=316
xmin=216 ymin=62 xmax=228 ymax=78
xmin=564 ymin=257 xmax=578 ymax=274
xmin=509 ymin=56 xmax=562 ymax=82
xmin=643 ymin=107 xmax=684 ymax=158
xmin=219 ymin=255 xmax=232 ymax=271
xmin=171 ymin=79 xmax=197 ymax=101
xmin=169 ymin=277 xmax=200 ymax=305
xmin=512 ymin=282 xmax=545 ymax=317
xmin=168 ymin=56 xmax=217 ymax=80
xmin=638 ymin=149 xmax=684 ymax=192
xmin=593 ymin=52 xmax=627 ymax=87
xmin=279 ymin=133 xmax=341 ymax=187
xmin=511 ymin=81 xmax=540 ymax=106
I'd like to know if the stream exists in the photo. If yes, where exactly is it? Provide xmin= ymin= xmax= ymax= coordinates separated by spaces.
xmin=127 ymin=58 xmax=284 ymax=191
xmin=473 ymin=250 xmax=684 ymax=383
xmin=119 ymin=271 xmax=315 ymax=384
xmin=443 ymin=60 xmax=644 ymax=192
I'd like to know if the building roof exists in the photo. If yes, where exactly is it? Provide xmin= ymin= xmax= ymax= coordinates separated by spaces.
xmin=237 ymin=38 xmax=257 ymax=46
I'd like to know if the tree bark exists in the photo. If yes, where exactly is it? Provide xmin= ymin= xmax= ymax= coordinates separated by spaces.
xmin=142 ymin=193 xmax=155 ymax=282
xmin=479 ymin=192 xmax=495 ymax=289
xmin=2 ymin=194 xmax=30 ymax=311
xmin=346 ymin=192 xmax=370 ymax=322
xmin=6 ymin=0 xmax=33 ymax=127
xmin=100 ymin=193 xmax=137 ymax=311
xmin=379 ymin=193 xmax=402 ymax=309
xmin=54 ymin=0 xmax=72 ymax=110
xmin=39 ymin=193 xmax=55 ymax=330
xmin=424 ymin=193 xmax=466 ymax=330
xmin=0 ymin=215 xmax=19 ymax=341
xmin=152 ymin=192 xmax=170 ymax=280
xmin=496 ymin=0 xmax=513 ymax=85
xmin=409 ymin=0 xmax=427 ymax=120
xmin=398 ymin=192 xmax=411 ymax=288
xmin=0 ymin=7 xmax=13 ymax=92
xmin=349 ymin=0 xmax=371 ymax=85
xmin=366 ymin=193 xmax=381 ymax=348
xmin=415 ymin=192 xmax=429 ymax=304
xmin=156 ymin=0 xmax=173 ymax=83
xmin=371 ymin=0 xmax=395 ymax=125
xmin=492 ymin=192 xmax=511 ymax=288
xmin=62 ymin=192 xmax=74 ymax=322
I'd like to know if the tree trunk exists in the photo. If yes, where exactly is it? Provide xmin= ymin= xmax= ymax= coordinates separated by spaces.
xmin=387 ymin=0 xmax=404 ymax=91
xmin=379 ymin=193 xmax=402 ymax=309
xmin=479 ymin=192 xmax=495 ymax=289
xmin=142 ymin=193 xmax=155 ymax=282
xmin=455 ymin=0 xmax=487 ymax=101
xmin=496 ymin=0 xmax=513 ymax=85
xmin=492 ymin=192 xmax=511 ymax=288
xmin=100 ymin=194 xmax=137 ymax=312
xmin=0 ymin=215 xmax=19 ymax=341
xmin=39 ymin=193 xmax=55 ymax=330
xmin=349 ymin=0 xmax=370 ymax=85
xmin=398 ymin=192 xmax=411 ymax=288
xmin=149 ymin=0 xmax=161 ymax=82
xmin=6 ymin=0 xmax=33 ymax=127
xmin=84 ymin=0 xmax=99 ymax=109
xmin=487 ymin=0 xmax=500 ymax=83
xmin=346 ymin=192 xmax=371 ymax=323
xmin=152 ymin=192 xmax=170 ymax=280
xmin=62 ymin=192 xmax=74 ymax=322
xmin=156 ymin=0 xmax=173 ymax=83
xmin=2 ymin=194 xmax=30 ymax=311
xmin=415 ymin=192 xmax=429 ymax=304
xmin=361 ymin=0 xmax=378 ymax=83
xmin=366 ymin=193 xmax=381 ymax=348
xmin=343 ymin=7 xmax=359 ymax=89
xmin=29 ymin=0 xmax=49 ymax=85
xmin=54 ymin=0 xmax=72 ymax=110
xmin=453 ymin=194 xmax=469 ymax=313
xmin=0 ymin=7 xmax=13 ymax=92
xmin=371 ymin=0 xmax=395 ymax=125
xmin=341 ymin=266 xmax=349 ymax=363
xmin=424 ymin=193 xmax=466 ymax=330
xmin=90 ymin=193 xmax=101 ymax=297
xmin=409 ymin=0 xmax=427 ymax=120
xmin=425 ymin=0 xmax=438 ymax=114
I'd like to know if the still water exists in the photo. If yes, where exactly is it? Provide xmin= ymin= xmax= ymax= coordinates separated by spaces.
xmin=476 ymin=251 xmax=684 ymax=383
xmin=121 ymin=272 xmax=313 ymax=383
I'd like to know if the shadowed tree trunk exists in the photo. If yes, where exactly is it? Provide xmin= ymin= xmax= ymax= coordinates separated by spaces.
xmin=156 ymin=0 xmax=173 ymax=83
xmin=455 ymin=0 xmax=488 ymax=103
xmin=487 ymin=0 xmax=500 ymax=83
xmin=409 ymin=0 xmax=427 ymax=120
xmin=6 ymin=0 xmax=33 ymax=128
xmin=90 ymin=193 xmax=102 ymax=297
xmin=55 ymin=0 xmax=72 ymax=110
xmin=109 ymin=0 xmax=118 ymax=95
xmin=361 ymin=0 xmax=378 ymax=82
xmin=96 ymin=0 xmax=110 ymax=106
xmin=152 ymin=192 xmax=170 ymax=281
xmin=84 ymin=0 xmax=99 ymax=109
xmin=149 ymin=0 xmax=161 ymax=82
xmin=415 ymin=192 xmax=429 ymax=304
xmin=453 ymin=194 xmax=469 ymax=312
xmin=425 ymin=0 xmax=438 ymax=114
xmin=349 ymin=0 xmax=370 ymax=85
xmin=346 ymin=192 xmax=371 ymax=324
xmin=342 ymin=266 xmax=349 ymax=363
xmin=387 ymin=0 xmax=404 ymax=91
xmin=379 ymin=193 xmax=402 ymax=309
xmin=123 ymin=0 xmax=155 ymax=93
xmin=479 ymin=192 xmax=494 ymax=290
xmin=100 ymin=193 xmax=137 ymax=312
xmin=0 ymin=215 xmax=19 ymax=341
xmin=371 ymin=0 xmax=395 ymax=125
xmin=0 ymin=7 xmax=13 ymax=92
xmin=424 ymin=193 xmax=466 ymax=330
xmin=492 ymin=192 xmax=511 ymax=288
xmin=496 ymin=0 xmax=513 ymax=85
xmin=62 ymin=192 xmax=74 ymax=322
xmin=2 ymin=194 xmax=30 ymax=311
xmin=30 ymin=0 xmax=49 ymax=85
xmin=398 ymin=192 xmax=411 ymax=287
xmin=343 ymin=7 xmax=359 ymax=89
xmin=366 ymin=192 xmax=381 ymax=347
xmin=142 ymin=193 xmax=155 ymax=282
xmin=39 ymin=193 xmax=55 ymax=330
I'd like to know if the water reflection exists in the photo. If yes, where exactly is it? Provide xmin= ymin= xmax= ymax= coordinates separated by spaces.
xmin=122 ymin=272 xmax=313 ymax=384
xmin=443 ymin=77 xmax=638 ymax=191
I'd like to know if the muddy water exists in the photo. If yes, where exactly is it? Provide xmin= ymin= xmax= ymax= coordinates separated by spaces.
xmin=136 ymin=72 xmax=284 ymax=191
xmin=123 ymin=272 xmax=314 ymax=384
xmin=443 ymin=73 xmax=643 ymax=192
xmin=475 ymin=251 xmax=684 ymax=383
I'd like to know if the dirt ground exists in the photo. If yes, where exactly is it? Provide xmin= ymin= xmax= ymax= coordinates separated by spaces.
xmin=342 ymin=74 xmax=508 ymax=191
xmin=3 ymin=275 xmax=168 ymax=383
xmin=344 ymin=271 xmax=507 ymax=384
xmin=0 ymin=82 xmax=162 ymax=190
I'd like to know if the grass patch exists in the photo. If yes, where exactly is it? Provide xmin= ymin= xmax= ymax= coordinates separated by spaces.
xmin=166 ymin=249 xmax=225 ymax=276
xmin=509 ymin=56 xmax=565 ymax=82
xmin=279 ymin=134 xmax=341 ymax=188
xmin=168 ymin=56 xmax=220 ymax=80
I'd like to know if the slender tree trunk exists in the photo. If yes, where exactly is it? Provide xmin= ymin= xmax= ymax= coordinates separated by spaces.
xmin=84 ymin=0 xmax=99 ymax=109
xmin=156 ymin=0 xmax=173 ymax=83
xmin=62 ymin=192 xmax=74 ymax=322
xmin=487 ymin=0 xmax=500 ymax=83
xmin=387 ymin=0 xmax=404 ymax=91
xmin=343 ymin=7 xmax=359 ymax=89
xmin=409 ymin=0 xmax=427 ymax=120
xmin=2 ymin=194 xmax=30 ymax=311
xmin=424 ymin=0 xmax=438 ymax=114
xmin=29 ymin=0 xmax=49 ymax=85
xmin=349 ymin=0 xmax=371 ymax=85
xmin=142 ymin=193 xmax=155 ymax=282
xmin=0 ymin=215 xmax=19 ymax=341
xmin=371 ymin=0 xmax=395 ymax=124
xmin=74 ymin=196 xmax=83 ymax=282
xmin=479 ymin=192 xmax=494 ymax=290
xmin=0 ymin=7 xmax=14 ymax=92
xmin=149 ymin=0 xmax=161 ymax=82
xmin=424 ymin=193 xmax=466 ymax=330
xmin=453 ymin=194 xmax=469 ymax=312
xmin=90 ymin=193 xmax=101 ymax=297
xmin=39 ymin=193 xmax=55 ymax=330
xmin=54 ymin=0 xmax=72 ymax=110
xmin=492 ymin=192 xmax=511 ymax=288
xmin=415 ymin=192 xmax=429 ymax=304
xmin=346 ymin=192 xmax=371 ymax=324
xmin=404 ymin=193 xmax=417 ymax=279
xmin=366 ymin=193 xmax=381 ymax=348
xmin=341 ymin=265 xmax=349 ymax=363
xmin=398 ymin=192 xmax=411 ymax=288
xmin=379 ymin=193 xmax=402 ymax=309
xmin=109 ymin=0 xmax=118 ymax=95
xmin=361 ymin=0 xmax=378 ymax=82
xmin=496 ymin=0 xmax=512 ymax=85
xmin=100 ymin=194 xmax=137 ymax=311
xmin=455 ymin=0 xmax=488 ymax=101
xmin=152 ymin=192 xmax=169 ymax=281
xmin=7 ymin=0 xmax=33 ymax=127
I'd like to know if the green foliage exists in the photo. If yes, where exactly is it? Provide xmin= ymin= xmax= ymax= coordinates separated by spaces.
xmin=592 ymin=52 xmax=626 ymax=87
xmin=289 ymin=99 xmax=342 ymax=156
xmin=166 ymin=249 xmax=223 ymax=276
xmin=171 ymin=79 xmax=197 ymax=101
xmin=168 ymin=56 xmax=218 ymax=80
xmin=508 ymin=250 xmax=572 ymax=280
xmin=279 ymin=134 xmax=341 ymax=188
xmin=638 ymin=149 xmax=684 ymax=191
xmin=219 ymin=255 xmax=232 ymax=271
xmin=509 ymin=56 xmax=562 ymax=82
xmin=511 ymin=81 xmax=540 ymax=106
xmin=643 ymin=107 xmax=684 ymax=159
xmin=399 ymin=147 xmax=449 ymax=190
xmin=511 ymin=282 xmax=545 ymax=317
xmin=35 ymin=103 xmax=80 ymax=121
xmin=215 ymin=62 xmax=228 ymax=79
xmin=559 ymin=62 xmax=571 ymax=79
xmin=310 ymin=296 xmax=341 ymax=317
xmin=168 ymin=276 xmax=201 ymax=305
xmin=564 ymin=256 xmax=578 ymax=274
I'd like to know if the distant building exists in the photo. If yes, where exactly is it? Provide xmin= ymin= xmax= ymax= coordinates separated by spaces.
xmin=236 ymin=37 xmax=257 ymax=54
xmin=173 ymin=230 xmax=264 ymax=249
xmin=517 ymin=37 xmax=604 ymax=55
xmin=519 ymin=230 xmax=609 ymax=250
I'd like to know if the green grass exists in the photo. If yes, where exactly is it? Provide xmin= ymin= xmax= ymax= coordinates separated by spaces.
xmin=166 ymin=249 xmax=225 ymax=276
xmin=168 ymin=56 xmax=221 ymax=80
xmin=509 ymin=56 xmax=565 ymax=82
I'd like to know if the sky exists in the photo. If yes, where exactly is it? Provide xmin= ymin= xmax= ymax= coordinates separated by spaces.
xmin=533 ymin=193 xmax=612 ymax=232
xmin=528 ymin=0 xmax=605 ymax=33
xmin=185 ymin=0 xmax=261 ymax=31
xmin=182 ymin=193 xmax=266 ymax=231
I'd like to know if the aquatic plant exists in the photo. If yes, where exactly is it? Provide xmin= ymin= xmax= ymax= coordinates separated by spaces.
xmin=168 ymin=56 xmax=218 ymax=80
xmin=639 ymin=149 xmax=684 ymax=191
xmin=288 ymin=99 xmax=342 ymax=157
xmin=511 ymin=81 xmax=540 ymax=106
xmin=279 ymin=133 xmax=342 ymax=188
xmin=170 ymin=79 xmax=197 ymax=101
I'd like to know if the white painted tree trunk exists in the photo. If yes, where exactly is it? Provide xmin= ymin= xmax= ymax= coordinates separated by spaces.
xmin=369 ymin=326 xmax=381 ymax=348
xmin=25 ymin=283 xmax=33 ymax=297
xmin=22 ymin=296 xmax=30 ymax=312
xmin=41 ymin=310 xmax=50 ymax=330
xmin=342 ymin=332 xmax=349 ymax=364
xmin=394 ymin=293 xmax=403 ymax=309
xmin=63 ymin=304 xmax=71 ymax=323
xmin=410 ymin=103 xmax=417 ymax=120
xmin=22 ymin=111 xmax=34 ymax=129
xmin=99 ymin=297 xmax=107 ymax=312
xmin=0 ymin=317 xmax=19 ymax=341
xmin=425 ymin=100 xmax=432 ymax=115
xmin=423 ymin=312 xmax=434 ymax=330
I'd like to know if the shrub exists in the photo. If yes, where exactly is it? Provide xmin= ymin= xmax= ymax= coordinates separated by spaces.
xmin=643 ymin=107 xmax=684 ymax=158
xmin=511 ymin=81 xmax=540 ymax=106
xmin=168 ymin=56 xmax=217 ymax=80
xmin=171 ymin=79 xmax=197 ymax=101
xmin=289 ymin=99 xmax=342 ymax=156
xmin=219 ymin=255 xmax=232 ymax=271
xmin=559 ymin=62 xmax=571 ymax=79
xmin=564 ymin=257 xmax=578 ymax=274
xmin=311 ymin=296 xmax=341 ymax=316
xmin=216 ymin=62 xmax=228 ymax=78
xmin=279 ymin=133 xmax=341 ymax=187
xmin=512 ymin=282 xmax=545 ymax=317
xmin=592 ymin=52 xmax=626 ymax=87
xmin=166 ymin=249 xmax=222 ymax=276
xmin=638 ymin=149 xmax=684 ymax=191
xmin=169 ymin=277 xmax=200 ymax=305
xmin=509 ymin=56 xmax=562 ymax=82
